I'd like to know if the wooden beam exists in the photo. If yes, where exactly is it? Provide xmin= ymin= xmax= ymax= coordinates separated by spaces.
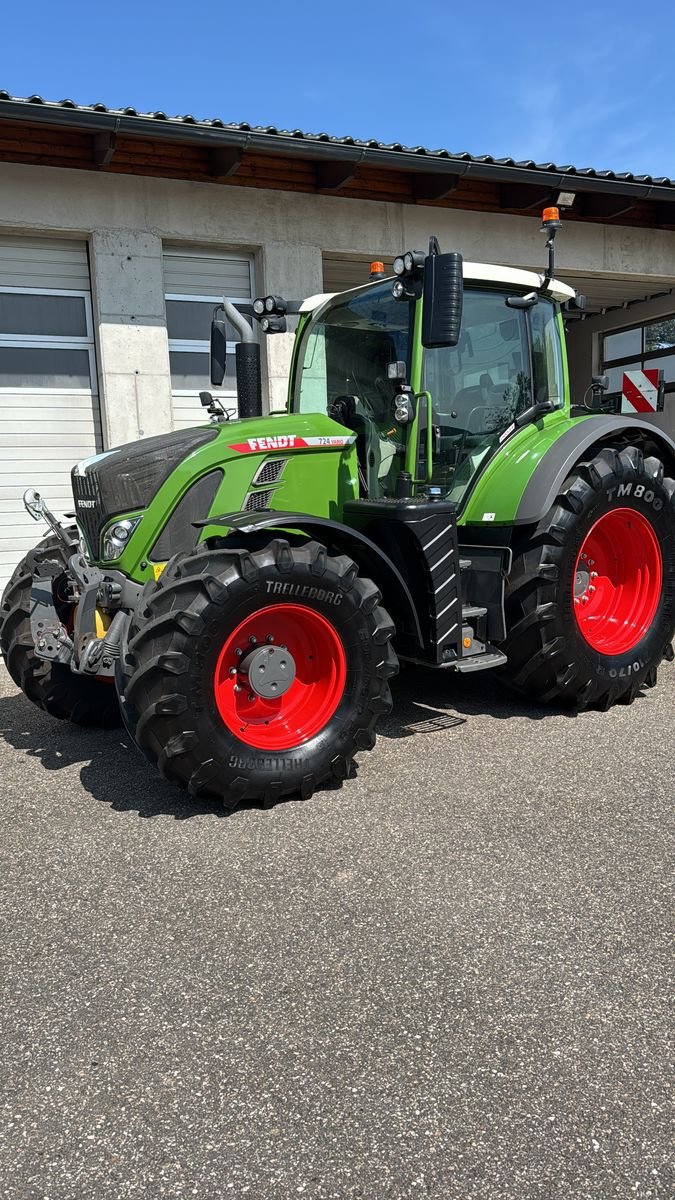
xmin=412 ymin=172 xmax=460 ymax=202
xmin=93 ymin=131 xmax=116 ymax=166
xmin=499 ymin=183 xmax=553 ymax=211
xmin=208 ymin=146 xmax=244 ymax=177
xmin=581 ymin=192 xmax=637 ymax=220
xmin=315 ymin=160 xmax=360 ymax=190
xmin=654 ymin=202 xmax=675 ymax=227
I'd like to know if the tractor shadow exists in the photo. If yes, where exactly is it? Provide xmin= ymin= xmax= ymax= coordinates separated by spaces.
xmin=379 ymin=663 xmax=579 ymax=739
xmin=0 ymin=689 xmax=216 ymax=822
xmin=0 ymin=664 xmax=584 ymax=820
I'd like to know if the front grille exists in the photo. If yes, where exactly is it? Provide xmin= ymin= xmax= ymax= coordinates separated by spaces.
xmin=244 ymin=488 xmax=275 ymax=511
xmin=71 ymin=471 xmax=105 ymax=558
xmin=252 ymin=458 xmax=288 ymax=486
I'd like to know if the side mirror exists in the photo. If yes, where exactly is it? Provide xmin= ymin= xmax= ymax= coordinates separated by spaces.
xmin=210 ymin=317 xmax=228 ymax=387
xmin=421 ymin=252 xmax=463 ymax=348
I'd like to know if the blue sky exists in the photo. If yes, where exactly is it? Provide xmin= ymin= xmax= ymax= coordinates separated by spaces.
xmin=2 ymin=0 xmax=673 ymax=178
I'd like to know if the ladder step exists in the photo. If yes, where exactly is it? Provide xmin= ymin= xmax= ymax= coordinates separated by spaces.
xmin=459 ymin=558 xmax=472 ymax=571
xmin=462 ymin=605 xmax=487 ymax=620
xmin=454 ymin=647 xmax=508 ymax=673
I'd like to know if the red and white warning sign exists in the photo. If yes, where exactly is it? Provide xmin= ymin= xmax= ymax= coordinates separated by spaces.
xmin=621 ymin=368 xmax=660 ymax=414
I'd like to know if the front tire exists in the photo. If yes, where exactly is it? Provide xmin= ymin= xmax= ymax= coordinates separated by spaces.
xmin=118 ymin=538 xmax=398 ymax=808
xmin=501 ymin=445 xmax=675 ymax=709
xmin=0 ymin=531 xmax=121 ymax=727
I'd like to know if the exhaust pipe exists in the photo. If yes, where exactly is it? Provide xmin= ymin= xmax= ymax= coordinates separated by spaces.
xmin=221 ymin=298 xmax=263 ymax=419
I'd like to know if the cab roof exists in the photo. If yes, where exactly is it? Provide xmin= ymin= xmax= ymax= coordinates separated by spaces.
xmin=300 ymin=262 xmax=576 ymax=312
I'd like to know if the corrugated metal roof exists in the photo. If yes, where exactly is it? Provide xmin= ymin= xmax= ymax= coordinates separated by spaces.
xmin=0 ymin=90 xmax=673 ymax=190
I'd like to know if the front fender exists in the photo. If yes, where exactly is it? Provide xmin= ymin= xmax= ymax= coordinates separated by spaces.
xmin=195 ymin=509 xmax=424 ymax=650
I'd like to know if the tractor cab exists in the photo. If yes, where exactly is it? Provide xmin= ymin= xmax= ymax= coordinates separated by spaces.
xmin=290 ymin=260 xmax=574 ymax=511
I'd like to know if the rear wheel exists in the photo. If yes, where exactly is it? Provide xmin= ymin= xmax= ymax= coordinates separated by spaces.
xmin=501 ymin=445 xmax=675 ymax=709
xmin=117 ymin=538 xmax=398 ymax=808
xmin=0 ymin=531 xmax=121 ymax=727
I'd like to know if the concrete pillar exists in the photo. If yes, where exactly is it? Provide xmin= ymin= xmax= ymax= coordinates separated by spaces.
xmin=89 ymin=230 xmax=173 ymax=447
xmin=258 ymin=241 xmax=324 ymax=413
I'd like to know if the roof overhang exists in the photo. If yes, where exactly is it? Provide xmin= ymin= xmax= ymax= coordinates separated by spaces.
xmin=0 ymin=94 xmax=674 ymax=227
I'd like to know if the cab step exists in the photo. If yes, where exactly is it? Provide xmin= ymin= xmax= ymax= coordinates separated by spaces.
xmin=461 ymin=605 xmax=488 ymax=620
xmin=454 ymin=647 xmax=508 ymax=673
xmin=459 ymin=558 xmax=472 ymax=572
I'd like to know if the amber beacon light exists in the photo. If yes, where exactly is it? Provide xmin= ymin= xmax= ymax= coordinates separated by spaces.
xmin=541 ymin=206 xmax=562 ymax=228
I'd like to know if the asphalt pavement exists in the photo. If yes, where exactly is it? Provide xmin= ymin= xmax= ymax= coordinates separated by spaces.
xmin=0 ymin=660 xmax=673 ymax=1199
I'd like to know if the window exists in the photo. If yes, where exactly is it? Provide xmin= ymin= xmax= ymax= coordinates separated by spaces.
xmin=602 ymin=315 xmax=675 ymax=396
xmin=0 ymin=286 xmax=96 ymax=392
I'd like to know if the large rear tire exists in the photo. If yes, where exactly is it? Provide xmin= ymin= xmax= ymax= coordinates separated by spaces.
xmin=501 ymin=445 xmax=675 ymax=709
xmin=0 ymin=531 xmax=121 ymax=727
xmin=117 ymin=538 xmax=398 ymax=808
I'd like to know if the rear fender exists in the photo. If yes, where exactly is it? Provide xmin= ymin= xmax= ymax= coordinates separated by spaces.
xmin=515 ymin=415 xmax=675 ymax=525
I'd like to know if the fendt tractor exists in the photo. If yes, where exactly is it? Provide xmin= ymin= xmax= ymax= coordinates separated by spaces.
xmin=2 ymin=210 xmax=674 ymax=808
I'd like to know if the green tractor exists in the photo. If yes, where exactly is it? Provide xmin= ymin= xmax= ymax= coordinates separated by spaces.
xmin=2 ymin=212 xmax=674 ymax=808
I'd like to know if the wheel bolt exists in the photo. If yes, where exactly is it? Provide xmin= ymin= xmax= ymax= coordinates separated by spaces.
xmin=248 ymin=693 xmax=256 ymax=703
xmin=574 ymin=597 xmax=580 ymax=605
xmin=588 ymin=559 xmax=595 ymax=566
xmin=266 ymin=634 xmax=274 ymax=643
xmin=249 ymin=636 xmax=257 ymax=645
xmin=235 ymin=647 xmax=243 ymax=657
xmin=581 ymin=595 xmax=589 ymax=604
xmin=588 ymin=585 xmax=596 ymax=593
xmin=591 ymin=571 xmax=598 ymax=579
xmin=234 ymin=684 xmax=242 ymax=693
xmin=229 ymin=666 xmax=237 ymax=676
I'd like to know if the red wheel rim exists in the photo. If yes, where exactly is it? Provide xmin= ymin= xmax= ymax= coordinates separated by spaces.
xmin=214 ymin=603 xmax=347 ymax=750
xmin=573 ymin=507 xmax=662 ymax=654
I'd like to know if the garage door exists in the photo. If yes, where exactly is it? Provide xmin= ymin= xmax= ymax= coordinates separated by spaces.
xmin=322 ymin=255 xmax=394 ymax=294
xmin=0 ymin=236 xmax=101 ymax=590
xmin=163 ymin=246 xmax=255 ymax=430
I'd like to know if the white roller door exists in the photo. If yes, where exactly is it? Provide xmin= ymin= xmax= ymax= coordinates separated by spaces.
xmin=0 ymin=236 xmax=101 ymax=590
xmin=163 ymin=246 xmax=255 ymax=430
xmin=322 ymin=255 xmax=393 ymax=294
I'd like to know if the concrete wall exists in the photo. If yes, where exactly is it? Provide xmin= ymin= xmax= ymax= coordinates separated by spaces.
xmin=2 ymin=161 xmax=675 ymax=445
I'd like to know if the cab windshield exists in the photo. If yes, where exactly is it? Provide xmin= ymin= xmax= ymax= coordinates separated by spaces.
xmin=294 ymin=281 xmax=413 ymax=497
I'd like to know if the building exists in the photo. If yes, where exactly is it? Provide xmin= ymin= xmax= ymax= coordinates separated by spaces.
xmin=1 ymin=91 xmax=674 ymax=585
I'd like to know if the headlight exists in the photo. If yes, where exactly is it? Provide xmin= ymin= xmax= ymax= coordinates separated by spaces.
xmin=102 ymin=516 xmax=142 ymax=561
xmin=393 ymin=256 xmax=405 ymax=276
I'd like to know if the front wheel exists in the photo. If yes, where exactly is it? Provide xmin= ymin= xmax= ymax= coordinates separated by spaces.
xmin=117 ymin=538 xmax=398 ymax=808
xmin=501 ymin=445 xmax=675 ymax=709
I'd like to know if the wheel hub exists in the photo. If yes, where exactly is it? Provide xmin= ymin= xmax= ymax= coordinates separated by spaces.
xmin=213 ymin=603 xmax=347 ymax=751
xmin=238 ymin=643 xmax=296 ymax=699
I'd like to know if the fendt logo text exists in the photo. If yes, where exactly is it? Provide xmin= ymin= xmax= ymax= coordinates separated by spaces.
xmin=76 ymin=499 xmax=97 ymax=508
